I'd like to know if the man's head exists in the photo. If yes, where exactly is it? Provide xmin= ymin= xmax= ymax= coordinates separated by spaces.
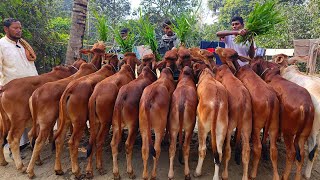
xmin=3 ymin=18 xmax=22 ymax=41
xmin=120 ymin=28 xmax=129 ymax=39
xmin=162 ymin=20 xmax=174 ymax=36
xmin=231 ymin=16 xmax=244 ymax=31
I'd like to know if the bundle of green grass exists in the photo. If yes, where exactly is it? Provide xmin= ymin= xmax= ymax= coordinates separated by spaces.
xmin=235 ymin=0 xmax=283 ymax=44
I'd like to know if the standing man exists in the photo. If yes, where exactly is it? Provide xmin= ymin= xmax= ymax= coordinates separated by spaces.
xmin=0 ymin=18 xmax=38 ymax=151
xmin=158 ymin=20 xmax=180 ymax=57
xmin=216 ymin=16 xmax=255 ymax=66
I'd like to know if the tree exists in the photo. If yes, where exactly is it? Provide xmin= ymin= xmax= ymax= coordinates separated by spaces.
xmin=65 ymin=0 xmax=88 ymax=65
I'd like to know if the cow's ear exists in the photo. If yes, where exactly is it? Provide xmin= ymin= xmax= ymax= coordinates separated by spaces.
xmin=135 ymin=58 xmax=142 ymax=66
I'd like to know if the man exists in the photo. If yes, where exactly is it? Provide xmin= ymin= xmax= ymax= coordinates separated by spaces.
xmin=216 ymin=16 xmax=255 ymax=66
xmin=0 ymin=18 xmax=38 ymax=152
xmin=158 ymin=20 xmax=180 ymax=57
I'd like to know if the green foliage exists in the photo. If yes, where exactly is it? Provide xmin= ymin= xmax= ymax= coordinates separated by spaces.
xmin=112 ymin=24 xmax=136 ymax=53
xmin=92 ymin=10 xmax=109 ymax=42
xmin=170 ymin=12 xmax=197 ymax=47
xmin=235 ymin=0 xmax=284 ymax=44
xmin=135 ymin=10 xmax=160 ymax=60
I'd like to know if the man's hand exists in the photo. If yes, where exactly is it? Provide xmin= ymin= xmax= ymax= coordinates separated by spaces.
xmin=0 ymin=85 xmax=2 ymax=91
xmin=238 ymin=29 xmax=248 ymax=36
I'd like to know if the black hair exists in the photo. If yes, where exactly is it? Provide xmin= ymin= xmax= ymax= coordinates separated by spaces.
xmin=231 ymin=16 xmax=244 ymax=25
xmin=3 ymin=18 xmax=20 ymax=27
xmin=120 ymin=28 xmax=129 ymax=34
xmin=162 ymin=20 xmax=172 ymax=28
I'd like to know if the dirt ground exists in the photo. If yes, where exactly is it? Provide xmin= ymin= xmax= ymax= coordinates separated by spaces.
xmin=0 ymin=130 xmax=319 ymax=180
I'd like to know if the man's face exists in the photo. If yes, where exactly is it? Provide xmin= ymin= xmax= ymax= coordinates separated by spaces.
xmin=163 ymin=25 xmax=173 ymax=36
xmin=121 ymin=32 xmax=128 ymax=40
xmin=4 ymin=21 xmax=22 ymax=40
xmin=231 ymin=20 xmax=243 ymax=30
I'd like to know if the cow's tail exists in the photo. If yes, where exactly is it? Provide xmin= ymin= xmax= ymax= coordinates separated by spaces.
xmin=0 ymin=94 xmax=9 ymax=147
xmin=261 ymin=98 xmax=275 ymax=161
xmin=86 ymin=94 xmax=98 ymax=157
xmin=178 ymin=101 xmax=184 ymax=165
xmin=143 ymin=100 xmax=156 ymax=158
xmin=29 ymin=94 xmax=38 ymax=148
xmin=53 ymin=89 xmax=70 ymax=143
xmin=212 ymin=104 xmax=220 ymax=165
xmin=234 ymin=126 xmax=242 ymax=165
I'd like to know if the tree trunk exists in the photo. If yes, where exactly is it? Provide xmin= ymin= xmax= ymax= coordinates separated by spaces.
xmin=65 ymin=0 xmax=88 ymax=65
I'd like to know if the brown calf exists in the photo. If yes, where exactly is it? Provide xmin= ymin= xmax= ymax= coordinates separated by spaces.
xmin=215 ymin=64 xmax=252 ymax=180
xmin=139 ymin=49 xmax=177 ymax=180
xmin=215 ymin=48 xmax=280 ymax=180
xmin=0 ymin=59 xmax=84 ymax=172
xmin=86 ymin=52 xmax=140 ymax=178
xmin=192 ymin=62 xmax=228 ymax=180
xmin=167 ymin=66 xmax=197 ymax=180
xmin=110 ymin=54 xmax=157 ymax=180
xmin=251 ymin=58 xmax=314 ymax=180
xmin=52 ymin=54 xmax=120 ymax=178
xmin=26 ymin=53 xmax=115 ymax=178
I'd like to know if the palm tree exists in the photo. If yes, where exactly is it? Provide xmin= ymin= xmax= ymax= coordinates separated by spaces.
xmin=65 ymin=0 xmax=88 ymax=64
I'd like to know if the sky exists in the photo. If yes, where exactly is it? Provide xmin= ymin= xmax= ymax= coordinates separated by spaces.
xmin=128 ymin=0 xmax=216 ymax=24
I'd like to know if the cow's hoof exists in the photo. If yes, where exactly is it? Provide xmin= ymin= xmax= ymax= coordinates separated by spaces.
xmin=27 ymin=171 xmax=35 ymax=179
xmin=98 ymin=168 xmax=107 ymax=175
xmin=168 ymin=177 xmax=174 ymax=180
xmin=55 ymin=170 xmax=64 ymax=175
xmin=193 ymin=172 xmax=201 ymax=178
xmin=0 ymin=161 xmax=8 ymax=166
xmin=127 ymin=172 xmax=136 ymax=179
xmin=86 ymin=172 xmax=94 ymax=179
xmin=75 ymin=174 xmax=85 ymax=180
xmin=185 ymin=174 xmax=191 ymax=180
xmin=249 ymin=176 xmax=256 ymax=180
xmin=150 ymin=176 xmax=156 ymax=180
xmin=113 ymin=172 xmax=120 ymax=180
xmin=35 ymin=160 xmax=43 ymax=166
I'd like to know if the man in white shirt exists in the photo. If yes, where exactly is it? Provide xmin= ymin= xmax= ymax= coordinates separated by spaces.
xmin=216 ymin=16 xmax=255 ymax=66
xmin=0 ymin=18 xmax=38 ymax=152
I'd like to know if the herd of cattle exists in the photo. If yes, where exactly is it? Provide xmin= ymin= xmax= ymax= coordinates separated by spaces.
xmin=0 ymin=41 xmax=319 ymax=180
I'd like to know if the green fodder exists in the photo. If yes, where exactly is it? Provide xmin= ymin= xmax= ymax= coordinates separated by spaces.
xmin=235 ymin=0 xmax=284 ymax=44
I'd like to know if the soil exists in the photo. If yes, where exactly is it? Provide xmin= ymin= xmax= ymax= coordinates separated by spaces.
xmin=0 ymin=130 xmax=319 ymax=180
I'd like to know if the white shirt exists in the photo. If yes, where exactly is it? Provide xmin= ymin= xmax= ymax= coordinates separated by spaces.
xmin=0 ymin=36 xmax=38 ymax=85
xmin=225 ymin=35 xmax=252 ymax=66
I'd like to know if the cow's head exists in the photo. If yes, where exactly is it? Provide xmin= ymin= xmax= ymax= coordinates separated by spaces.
xmin=178 ymin=66 xmax=195 ymax=83
xmin=138 ymin=53 xmax=156 ymax=75
xmin=192 ymin=61 xmax=211 ymax=83
xmin=176 ymin=47 xmax=191 ymax=70
xmin=157 ymin=49 xmax=178 ymax=71
xmin=251 ymin=56 xmax=280 ymax=81
xmin=215 ymin=47 xmax=251 ymax=73
xmin=104 ymin=53 xmax=119 ymax=72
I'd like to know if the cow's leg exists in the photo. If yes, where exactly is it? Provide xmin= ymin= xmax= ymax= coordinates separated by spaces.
xmin=168 ymin=130 xmax=178 ymax=180
xmin=0 ymin=132 xmax=8 ymax=166
xmin=68 ymin=120 xmax=86 ymax=178
xmin=126 ymin=125 xmax=138 ymax=179
xmin=250 ymin=128 xmax=262 ymax=179
xmin=194 ymin=122 xmax=210 ymax=177
xmin=26 ymin=127 xmax=50 ymax=178
xmin=54 ymin=121 xmax=70 ymax=175
xmin=269 ymin=127 xmax=279 ymax=180
xmin=111 ymin=124 xmax=123 ymax=180
xmin=282 ymin=134 xmax=295 ymax=180
xmin=95 ymin=121 xmax=111 ymax=175
xmin=151 ymin=129 xmax=163 ymax=180
xmin=213 ymin=109 xmax=228 ymax=180
xmin=7 ymin=125 xmax=26 ymax=172
xmin=184 ymin=126 xmax=194 ymax=180
xmin=241 ymin=128 xmax=251 ymax=180
xmin=305 ymin=131 xmax=319 ymax=179
xmin=222 ymin=126 xmax=234 ymax=180
xmin=295 ymin=135 xmax=307 ymax=180
xmin=141 ymin=130 xmax=149 ymax=180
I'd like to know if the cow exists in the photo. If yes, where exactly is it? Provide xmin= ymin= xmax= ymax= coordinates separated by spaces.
xmin=52 ymin=53 xmax=122 ymax=178
xmin=110 ymin=54 xmax=157 ymax=180
xmin=215 ymin=47 xmax=280 ymax=180
xmin=215 ymin=64 xmax=252 ymax=180
xmin=167 ymin=66 xmax=197 ymax=180
xmin=251 ymin=57 xmax=314 ymax=180
xmin=192 ymin=62 xmax=228 ymax=180
xmin=139 ymin=49 xmax=177 ymax=180
xmin=0 ymin=59 xmax=85 ymax=172
xmin=25 ymin=51 xmax=115 ymax=178
xmin=85 ymin=52 xmax=140 ymax=178
xmin=273 ymin=54 xmax=320 ymax=179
